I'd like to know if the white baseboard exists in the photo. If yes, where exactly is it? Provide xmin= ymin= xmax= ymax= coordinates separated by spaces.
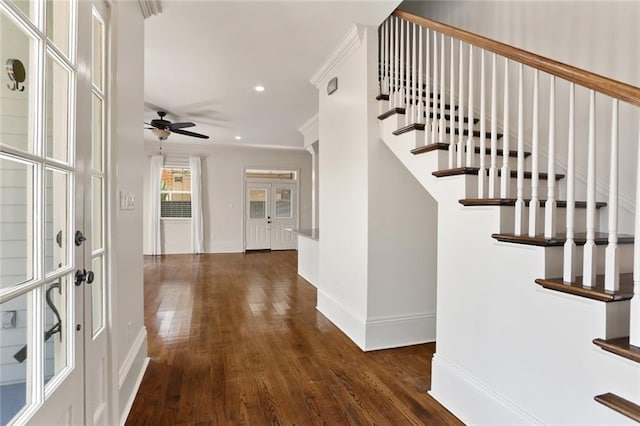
xmin=207 ymin=240 xmax=243 ymax=253
xmin=430 ymin=354 xmax=545 ymax=425
xmin=118 ymin=327 xmax=149 ymax=425
xmin=119 ymin=357 xmax=149 ymax=426
xmin=365 ymin=312 xmax=436 ymax=351
xmin=316 ymin=289 xmax=367 ymax=350
xmin=118 ymin=327 xmax=147 ymax=388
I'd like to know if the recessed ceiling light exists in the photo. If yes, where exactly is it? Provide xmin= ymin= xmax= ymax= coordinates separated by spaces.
xmin=254 ymin=85 xmax=265 ymax=92
xmin=234 ymin=135 xmax=242 ymax=140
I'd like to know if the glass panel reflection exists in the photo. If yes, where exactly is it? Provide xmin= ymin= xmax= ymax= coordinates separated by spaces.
xmin=46 ymin=0 xmax=70 ymax=57
xmin=44 ymin=277 xmax=69 ymax=388
xmin=249 ymin=189 xmax=266 ymax=219
xmin=0 ymin=292 xmax=31 ymax=425
xmin=0 ymin=156 xmax=34 ymax=289
xmin=92 ymin=177 xmax=103 ymax=251
xmin=0 ymin=10 xmax=37 ymax=154
xmin=275 ymin=188 xmax=292 ymax=218
xmin=45 ymin=168 xmax=69 ymax=275
xmin=92 ymin=94 xmax=103 ymax=172
xmin=45 ymin=54 xmax=70 ymax=163
xmin=92 ymin=15 xmax=103 ymax=90
xmin=91 ymin=256 xmax=104 ymax=335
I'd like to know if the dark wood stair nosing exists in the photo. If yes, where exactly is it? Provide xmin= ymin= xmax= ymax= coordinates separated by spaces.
xmin=491 ymin=232 xmax=634 ymax=247
xmin=534 ymin=274 xmax=634 ymax=302
xmin=432 ymin=167 xmax=565 ymax=181
xmin=459 ymin=198 xmax=607 ymax=209
xmin=411 ymin=143 xmax=531 ymax=159
xmin=392 ymin=123 xmax=426 ymax=136
xmin=594 ymin=393 xmax=640 ymax=422
xmin=593 ymin=337 xmax=640 ymax=364
xmin=377 ymin=107 xmax=406 ymax=120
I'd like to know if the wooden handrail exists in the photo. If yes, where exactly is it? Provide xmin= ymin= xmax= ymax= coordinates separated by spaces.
xmin=393 ymin=9 xmax=640 ymax=107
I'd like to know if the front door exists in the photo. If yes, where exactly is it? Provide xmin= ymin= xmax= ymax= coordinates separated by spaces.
xmin=0 ymin=1 xmax=109 ymax=424
xmin=245 ymin=182 xmax=298 ymax=251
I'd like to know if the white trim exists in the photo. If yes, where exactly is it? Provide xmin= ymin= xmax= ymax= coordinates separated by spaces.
xmin=364 ymin=312 xmax=436 ymax=351
xmin=137 ymin=0 xmax=161 ymax=19
xmin=316 ymin=289 xmax=367 ymax=349
xmin=118 ymin=357 xmax=149 ymax=426
xmin=118 ymin=326 xmax=147 ymax=388
xmin=430 ymin=355 xmax=545 ymax=425
xmin=310 ymin=24 xmax=365 ymax=88
xmin=298 ymin=114 xmax=319 ymax=148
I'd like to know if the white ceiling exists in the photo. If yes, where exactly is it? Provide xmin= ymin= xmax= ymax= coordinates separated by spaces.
xmin=143 ymin=0 xmax=400 ymax=149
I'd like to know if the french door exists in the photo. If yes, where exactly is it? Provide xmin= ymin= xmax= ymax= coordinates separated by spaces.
xmin=245 ymin=182 xmax=298 ymax=251
xmin=0 ymin=0 xmax=109 ymax=424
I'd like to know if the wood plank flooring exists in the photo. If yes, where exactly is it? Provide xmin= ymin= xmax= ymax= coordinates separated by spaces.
xmin=125 ymin=251 xmax=462 ymax=425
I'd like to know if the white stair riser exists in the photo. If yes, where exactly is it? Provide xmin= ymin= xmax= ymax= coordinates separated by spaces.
xmin=542 ymin=244 xmax=634 ymax=278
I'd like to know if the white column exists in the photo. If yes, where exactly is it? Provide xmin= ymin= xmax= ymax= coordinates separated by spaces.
xmin=528 ymin=70 xmax=540 ymax=237
xmin=563 ymin=84 xmax=576 ymax=282
xmin=582 ymin=90 xmax=597 ymax=287
xmin=514 ymin=64 xmax=525 ymax=235
xmin=500 ymin=58 xmax=510 ymax=197
xmin=544 ymin=76 xmax=557 ymax=238
xmin=605 ymin=99 xmax=620 ymax=291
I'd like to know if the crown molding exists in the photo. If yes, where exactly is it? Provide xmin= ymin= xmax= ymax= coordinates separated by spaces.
xmin=138 ymin=0 xmax=162 ymax=19
xmin=298 ymin=114 xmax=319 ymax=147
xmin=309 ymin=24 xmax=365 ymax=89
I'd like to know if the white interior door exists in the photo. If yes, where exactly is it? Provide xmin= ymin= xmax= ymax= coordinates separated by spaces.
xmin=0 ymin=1 xmax=108 ymax=424
xmin=270 ymin=183 xmax=297 ymax=250
xmin=245 ymin=183 xmax=271 ymax=250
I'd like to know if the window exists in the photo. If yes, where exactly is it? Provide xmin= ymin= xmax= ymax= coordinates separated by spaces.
xmin=160 ymin=167 xmax=191 ymax=218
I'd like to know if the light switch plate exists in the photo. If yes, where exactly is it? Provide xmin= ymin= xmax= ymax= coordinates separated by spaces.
xmin=119 ymin=191 xmax=136 ymax=210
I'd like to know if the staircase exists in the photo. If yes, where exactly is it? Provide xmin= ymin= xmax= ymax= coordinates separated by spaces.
xmin=377 ymin=10 xmax=640 ymax=424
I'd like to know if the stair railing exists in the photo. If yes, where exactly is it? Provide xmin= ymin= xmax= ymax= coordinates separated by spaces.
xmin=378 ymin=9 xmax=640 ymax=347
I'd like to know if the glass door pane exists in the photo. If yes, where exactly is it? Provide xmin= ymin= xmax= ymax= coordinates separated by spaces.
xmin=0 ymin=155 xmax=34 ymax=289
xmin=0 ymin=292 xmax=32 ymax=425
xmin=43 ymin=276 xmax=70 ymax=389
xmin=45 ymin=55 xmax=71 ymax=163
xmin=45 ymin=167 xmax=70 ymax=275
xmin=0 ymin=9 xmax=38 ymax=154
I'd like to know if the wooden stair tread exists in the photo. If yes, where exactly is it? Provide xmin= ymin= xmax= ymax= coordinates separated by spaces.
xmin=459 ymin=198 xmax=607 ymax=209
xmin=594 ymin=393 xmax=640 ymax=422
xmin=393 ymin=123 xmax=425 ymax=136
xmin=376 ymin=94 xmax=390 ymax=101
xmin=534 ymin=274 xmax=633 ymax=302
xmin=411 ymin=143 xmax=531 ymax=158
xmin=432 ymin=167 xmax=565 ymax=180
xmin=378 ymin=107 xmax=406 ymax=120
xmin=491 ymin=232 xmax=634 ymax=246
xmin=593 ymin=337 xmax=640 ymax=364
xmin=445 ymin=127 xmax=503 ymax=140
xmin=427 ymin=112 xmax=479 ymax=124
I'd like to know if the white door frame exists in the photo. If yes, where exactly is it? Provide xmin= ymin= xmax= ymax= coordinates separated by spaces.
xmin=242 ymin=167 xmax=300 ymax=252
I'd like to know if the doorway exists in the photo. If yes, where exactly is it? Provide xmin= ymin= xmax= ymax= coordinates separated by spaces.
xmin=0 ymin=1 xmax=109 ymax=424
xmin=244 ymin=170 xmax=298 ymax=251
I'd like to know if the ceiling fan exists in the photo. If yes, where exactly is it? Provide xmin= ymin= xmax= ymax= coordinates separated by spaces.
xmin=145 ymin=111 xmax=209 ymax=140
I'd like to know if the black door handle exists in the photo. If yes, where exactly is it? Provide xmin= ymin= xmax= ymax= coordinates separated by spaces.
xmin=86 ymin=270 xmax=95 ymax=284
xmin=75 ymin=269 xmax=86 ymax=286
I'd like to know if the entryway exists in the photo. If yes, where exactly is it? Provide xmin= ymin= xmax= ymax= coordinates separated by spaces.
xmin=244 ymin=169 xmax=298 ymax=251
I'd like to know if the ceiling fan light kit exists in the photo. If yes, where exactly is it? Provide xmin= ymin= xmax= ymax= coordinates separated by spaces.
xmin=145 ymin=110 xmax=210 ymax=141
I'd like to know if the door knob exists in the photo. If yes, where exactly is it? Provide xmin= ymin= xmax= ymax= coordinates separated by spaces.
xmin=86 ymin=270 xmax=95 ymax=284
xmin=75 ymin=269 xmax=86 ymax=286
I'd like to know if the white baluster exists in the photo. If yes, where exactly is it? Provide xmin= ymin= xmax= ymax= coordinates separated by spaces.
xmin=478 ymin=50 xmax=487 ymax=198
xmin=425 ymin=29 xmax=431 ymax=139
xmin=544 ymin=76 xmax=556 ymax=238
xmin=457 ymin=40 xmax=465 ymax=167
xmin=500 ymin=59 xmax=510 ymax=197
xmin=605 ymin=99 xmax=620 ymax=291
xmin=384 ymin=19 xmax=389 ymax=94
xmin=630 ymin=118 xmax=640 ymax=347
xmin=528 ymin=70 xmax=540 ymax=237
xmin=431 ymin=30 xmax=438 ymax=144
xmin=399 ymin=18 xmax=405 ymax=110
xmin=515 ymin=64 xmax=525 ymax=235
xmin=488 ymin=53 xmax=498 ymax=198
xmin=466 ymin=46 xmax=474 ymax=167
xmin=449 ymin=38 xmax=455 ymax=168
xmin=439 ymin=34 xmax=446 ymax=144
xmin=411 ymin=24 xmax=420 ymax=123
xmin=392 ymin=17 xmax=398 ymax=108
xmin=563 ymin=84 xmax=576 ymax=282
xmin=583 ymin=90 xmax=597 ymax=287
xmin=417 ymin=26 xmax=424 ymax=125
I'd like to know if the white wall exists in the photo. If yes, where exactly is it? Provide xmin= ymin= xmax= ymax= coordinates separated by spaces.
xmin=399 ymin=1 xmax=640 ymax=232
xmin=142 ymin=143 xmax=312 ymax=254
xmin=316 ymin=25 xmax=438 ymax=350
xmin=109 ymin=3 xmax=148 ymax=423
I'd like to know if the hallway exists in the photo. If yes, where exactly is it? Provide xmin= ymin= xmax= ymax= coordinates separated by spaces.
xmin=125 ymin=251 xmax=461 ymax=425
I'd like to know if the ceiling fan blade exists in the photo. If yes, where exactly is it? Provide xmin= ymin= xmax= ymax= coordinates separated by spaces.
xmin=171 ymin=128 xmax=210 ymax=139
xmin=169 ymin=121 xmax=195 ymax=130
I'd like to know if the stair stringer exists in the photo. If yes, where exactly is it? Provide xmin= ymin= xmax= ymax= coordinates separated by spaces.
xmin=379 ymin=118 xmax=640 ymax=425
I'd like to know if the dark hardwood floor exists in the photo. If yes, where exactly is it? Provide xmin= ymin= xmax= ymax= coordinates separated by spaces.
xmin=125 ymin=251 xmax=462 ymax=425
